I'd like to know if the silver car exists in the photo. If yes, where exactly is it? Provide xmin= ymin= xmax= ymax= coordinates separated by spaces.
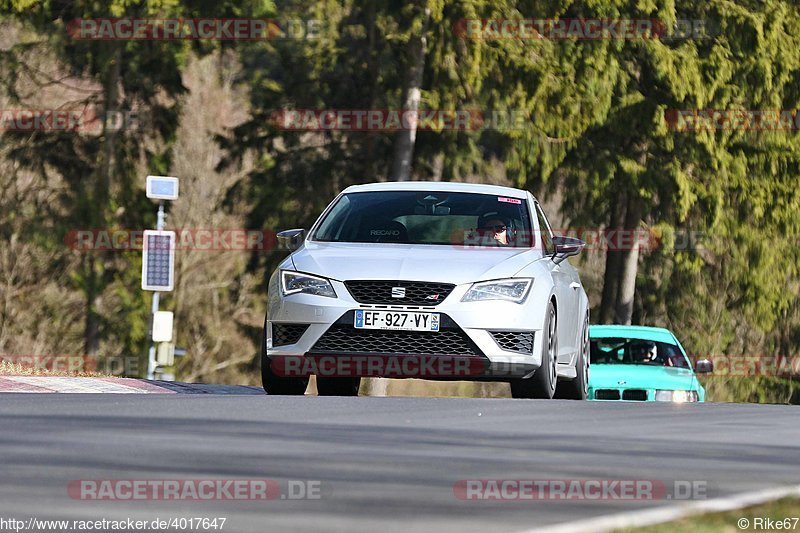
xmin=262 ymin=182 xmax=589 ymax=399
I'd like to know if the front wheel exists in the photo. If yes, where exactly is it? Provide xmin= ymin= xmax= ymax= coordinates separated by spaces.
xmin=510 ymin=301 xmax=558 ymax=399
xmin=554 ymin=315 xmax=589 ymax=400
xmin=261 ymin=354 xmax=308 ymax=395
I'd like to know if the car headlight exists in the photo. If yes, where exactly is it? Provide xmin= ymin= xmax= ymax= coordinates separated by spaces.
xmin=654 ymin=390 xmax=698 ymax=403
xmin=462 ymin=278 xmax=532 ymax=304
xmin=280 ymin=270 xmax=336 ymax=298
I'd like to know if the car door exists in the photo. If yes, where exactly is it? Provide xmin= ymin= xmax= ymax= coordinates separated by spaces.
xmin=533 ymin=201 xmax=579 ymax=363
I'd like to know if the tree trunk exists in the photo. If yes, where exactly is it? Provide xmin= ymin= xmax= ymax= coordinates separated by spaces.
xmin=365 ymin=1 xmax=381 ymax=181
xmin=83 ymin=256 xmax=101 ymax=355
xmin=614 ymin=195 xmax=642 ymax=325
xmin=389 ymin=8 xmax=429 ymax=182
xmin=431 ymin=152 xmax=444 ymax=181
xmin=84 ymin=47 xmax=121 ymax=356
xmin=599 ymin=200 xmax=625 ymax=323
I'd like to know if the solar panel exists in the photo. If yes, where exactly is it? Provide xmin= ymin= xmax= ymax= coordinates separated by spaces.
xmin=141 ymin=230 xmax=175 ymax=291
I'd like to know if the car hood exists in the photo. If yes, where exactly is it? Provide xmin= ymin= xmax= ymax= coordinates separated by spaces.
xmin=291 ymin=241 xmax=535 ymax=284
xmin=589 ymin=364 xmax=698 ymax=390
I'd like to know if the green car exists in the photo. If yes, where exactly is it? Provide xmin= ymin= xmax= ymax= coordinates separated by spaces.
xmin=588 ymin=325 xmax=712 ymax=402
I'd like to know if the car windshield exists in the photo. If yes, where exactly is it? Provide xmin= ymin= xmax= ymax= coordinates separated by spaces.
xmin=312 ymin=190 xmax=534 ymax=247
xmin=590 ymin=337 xmax=690 ymax=368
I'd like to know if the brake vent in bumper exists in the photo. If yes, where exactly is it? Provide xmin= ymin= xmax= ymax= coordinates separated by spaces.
xmin=594 ymin=389 xmax=620 ymax=400
xmin=272 ymin=323 xmax=310 ymax=346
xmin=490 ymin=331 xmax=534 ymax=354
xmin=622 ymin=389 xmax=648 ymax=401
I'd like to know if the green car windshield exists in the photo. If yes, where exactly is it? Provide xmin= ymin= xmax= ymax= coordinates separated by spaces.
xmin=590 ymin=337 xmax=690 ymax=368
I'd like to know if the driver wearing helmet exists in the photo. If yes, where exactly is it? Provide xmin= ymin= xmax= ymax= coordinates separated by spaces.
xmin=476 ymin=212 xmax=512 ymax=246
xmin=633 ymin=341 xmax=659 ymax=364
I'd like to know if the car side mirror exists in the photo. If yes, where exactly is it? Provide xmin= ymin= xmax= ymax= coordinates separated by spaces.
xmin=695 ymin=359 xmax=713 ymax=374
xmin=277 ymin=228 xmax=306 ymax=250
xmin=551 ymin=236 xmax=585 ymax=264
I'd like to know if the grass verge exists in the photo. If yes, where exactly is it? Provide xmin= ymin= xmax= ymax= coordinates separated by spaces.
xmin=619 ymin=497 xmax=800 ymax=532
xmin=0 ymin=360 xmax=111 ymax=377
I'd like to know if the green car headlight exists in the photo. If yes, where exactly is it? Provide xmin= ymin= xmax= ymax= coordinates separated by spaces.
xmin=280 ymin=270 xmax=336 ymax=298
xmin=462 ymin=278 xmax=532 ymax=304
xmin=654 ymin=389 xmax=698 ymax=403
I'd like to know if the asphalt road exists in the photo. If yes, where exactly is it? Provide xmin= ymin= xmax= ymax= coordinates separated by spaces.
xmin=0 ymin=395 xmax=798 ymax=532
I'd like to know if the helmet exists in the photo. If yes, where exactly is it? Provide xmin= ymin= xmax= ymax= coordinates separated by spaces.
xmin=477 ymin=211 xmax=511 ymax=229
xmin=477 ymin=211 xmax=516 ymax=242
xmin=633 ymin=341 xmax=658 ymax=363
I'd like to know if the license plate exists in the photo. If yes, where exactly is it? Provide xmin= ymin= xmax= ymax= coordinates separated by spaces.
xmin=354 ymin=310 xmax=440 ymax=332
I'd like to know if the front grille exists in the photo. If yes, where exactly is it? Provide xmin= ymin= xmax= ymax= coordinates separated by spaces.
xmin=491 ymin=331 xmax=534 ymax=354
xmin=312 ymin=327 xmax=478 ymax=355
xmin=344 ymin=280 xmax=455 ymax=306
xmin=594 ymin=389 xmax=649 ymax=401
xmin=272 ymin=323 xmax=309 ymax=346
xmin=622 ymin=389 xmax=648 ymax=401
xmin=310 ymin=312 xmax=480 ymax=356
xmin=594 ymin=389 xmax=621 ymax=400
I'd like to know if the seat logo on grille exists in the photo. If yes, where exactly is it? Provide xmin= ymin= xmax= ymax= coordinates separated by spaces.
xmin=391 ymin=287 xmax=406 ymax=298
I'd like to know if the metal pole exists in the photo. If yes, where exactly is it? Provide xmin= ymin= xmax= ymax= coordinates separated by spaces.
xmin=147 ymin=293 xmax=160 ymax=380
xmin=146 ymin=202 xmax=166 ymax=380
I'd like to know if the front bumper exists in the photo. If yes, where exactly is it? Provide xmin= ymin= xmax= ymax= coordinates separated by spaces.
xmin=587 ymin=386 xmax=704 ymax=402
xmin=266 ymin=279 xmax=544 ymax=380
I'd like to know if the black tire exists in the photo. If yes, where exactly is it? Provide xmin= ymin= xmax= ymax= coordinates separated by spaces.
xmin=261 ymin=353 xmax=308 ymax=395
xmin=554 ymin=315 xmax=589 ymax=400
xmin=316 ymin=377 xmax=361 ymax=396
xmin=510 ymin=301 xmax=558 ymax=399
